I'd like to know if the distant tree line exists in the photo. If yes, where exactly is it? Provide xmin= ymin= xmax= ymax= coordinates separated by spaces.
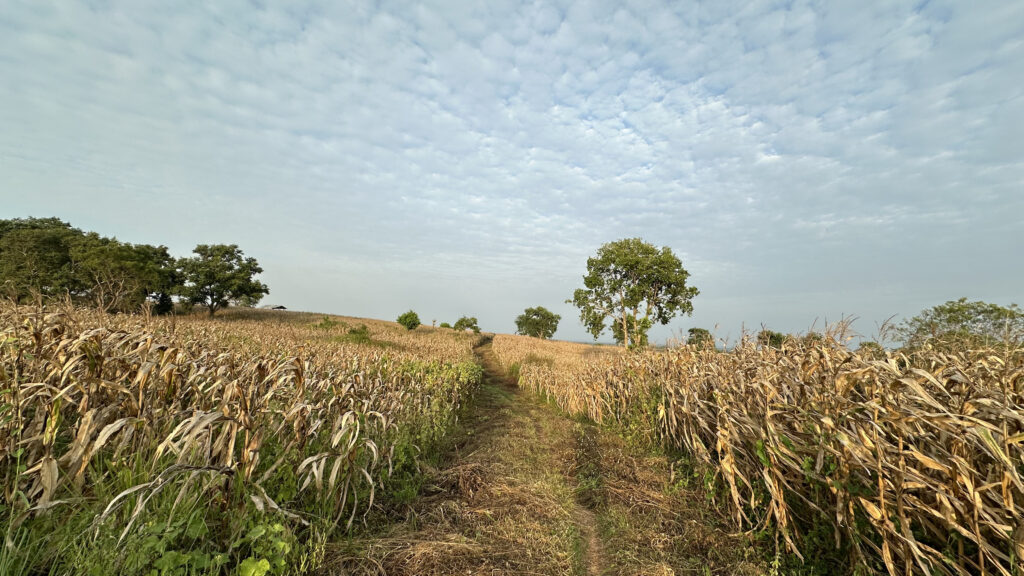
xmin=0 ymin=217 xmax=268 ymax=316
xmin=751 ymin=297 xmax=1023 ymax=353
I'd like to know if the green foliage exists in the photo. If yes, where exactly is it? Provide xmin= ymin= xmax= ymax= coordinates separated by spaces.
xmin=756 ymin=329 xmax=788 ymax=349
xmin=898 ymin=297 xmax=1024 ymax=350
xmin=68 ymin=233 xmax=178 ymax=313
xmin=235 ymin=295 xmax=260 ymax=308
xmin=610 ymin=314 xmax=651 ymax=348
xmin=686 ymin=327 xmax=714 ymax=350
xmin=178 ymin=244 xmax=269 ymax=317
xmin=153 ymin=292 xmax=174 ymax=315
xmin=332 ymin=323 xmax=399 ymax=349
xmin=396 ymin=310 xmax=421 ymax=330
xmin=514 ymin=306 xmax=561 ymax=339
xmin=0 ymin=218 xmax=179 ymax=312
xmin=452 ymin=316 xmax=480 ymax=333
xmin=0 ymin=218 xmax=77 ymax=299
xmin=855 ymin=341 xmax=885 ymax=358
xmin=114 ymin=509 xmax=229 ymax=576
xmin=235 ymin=522 xmax=295 ymax=576
xmin=438 ymin=322 xmax=452 ymax=329
xmin=312 ymin=316 xmax=340 ymax=330
xmin=569 ymin=238 xmax=698 ymax=348
xmin=338 ymin=324 xmax=374 ymax=346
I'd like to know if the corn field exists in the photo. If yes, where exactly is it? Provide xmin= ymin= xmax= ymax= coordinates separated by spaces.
xmin=493 ymin=333 xmax=1024 ymax=575
xmin=0 ymin=303 xmax=483 ymax=574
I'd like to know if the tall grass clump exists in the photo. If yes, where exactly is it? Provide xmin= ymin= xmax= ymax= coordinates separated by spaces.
xmin=0 ymin=303 xmax=482 ymax=574
xmin=493 ymin=332 xmax=1024 ymax=576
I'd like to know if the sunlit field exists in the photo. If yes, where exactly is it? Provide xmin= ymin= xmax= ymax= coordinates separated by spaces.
xmin=0 ymin=304 xmax=483 ymax=574
xmin=493 ymin=332 xmax=1024 ymax=575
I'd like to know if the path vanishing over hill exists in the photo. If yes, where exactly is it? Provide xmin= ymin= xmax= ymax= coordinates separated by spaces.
xmin=326 ymin=339 xmax=764 ymax=576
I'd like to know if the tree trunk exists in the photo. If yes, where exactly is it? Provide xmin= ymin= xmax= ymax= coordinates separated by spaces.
xmin=619 ymin=289 xmax=630 ymax=348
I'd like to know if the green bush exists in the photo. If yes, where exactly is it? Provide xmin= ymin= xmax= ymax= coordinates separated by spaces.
xmin=396 ymin=310 xmax=420 ymax=330
xmin=312 ymin=316 xmax=340 ymax=330
xmin=453 ymin=316 xmax=480 ymax=333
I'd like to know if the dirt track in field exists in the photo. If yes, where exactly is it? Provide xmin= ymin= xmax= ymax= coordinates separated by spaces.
xmin=325 ymin=339 xmax=762 ymax=576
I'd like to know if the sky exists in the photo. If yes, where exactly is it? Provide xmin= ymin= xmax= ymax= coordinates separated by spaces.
xmin=2 ymin=0 xmax=1022 ymax=345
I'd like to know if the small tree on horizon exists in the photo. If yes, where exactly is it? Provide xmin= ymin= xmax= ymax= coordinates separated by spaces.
xmin=397 ymin=310 xmax=421 ymax=330
xmin=178 ymin=244 xmax=268 ymax=317
xmin=515 ymin=306 xmax=561 ymax=339
xmin=898 ymin=297 xmax=1024 ymax=351
xmin=453 ymin=316 xmax=480 ymax=333
xmin=687 ymin=327 xmax=714 ymax=350
xmin=757 ymin=329 xmax=788 ymax=349
xmin=856 ymin=340 xmax=886 ymax=359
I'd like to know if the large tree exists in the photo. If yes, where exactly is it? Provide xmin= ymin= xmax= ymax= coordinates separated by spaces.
xmin=569 ymin=238 xmax=698 ymax=348
xmin=899 ymin=297 xmax=1024 ymax=350
xmin=178 ymin=244 xmax=268 ymax=316
xmin=515 ymin=306 xmax=561 ymax=339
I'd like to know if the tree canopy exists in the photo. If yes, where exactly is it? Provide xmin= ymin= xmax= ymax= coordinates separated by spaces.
xmin=856 ymin=341 xmax=886 ymax=359
xmin=515 ymin=306 xmax=561 ymax=339
xmin=0 ymin=218 xmax=77 ymax=299
xmin=178 ymin=244 xmax=269 ymax=316
xmin=453 ymin=316 xmax=480 ymax=333
xmin=757 ymin=329 xmax=788 ymax=349
xmin=0 ymin=218 xmax=177 ymax=312
xmin=687 ymin=327 xmax=714 ymax=350
xmin=569 ymin=238 xmax=698 ymax=348
xmin=898 ymin=298 xmax=1024 ymax=350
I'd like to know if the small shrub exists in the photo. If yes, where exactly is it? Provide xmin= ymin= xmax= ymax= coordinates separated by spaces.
xmin=343 ymin=324 xmax=372 ymax=345
xmin=312 ymin=316 xmax=340 ymax=330
xmin=453 ymin=316 xmax=480 ymax=333
xmin=153 ymin=292 xmax=174 ymax=315
xmin=396 ymin=310 xmax=420 ymax=331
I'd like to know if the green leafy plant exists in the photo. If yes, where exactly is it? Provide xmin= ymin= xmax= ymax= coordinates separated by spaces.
xmin=312 ymin=316 xmax=341 ymax=330
xmin=452 ymin=316 xmax=480 ymax=333
xmin=515 ymin=306 xmax=561 ymax=339
xmin=396 ymin=310 xmax=421 ymax=331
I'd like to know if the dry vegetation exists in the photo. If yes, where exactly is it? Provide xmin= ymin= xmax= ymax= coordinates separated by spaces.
xmin=492 ymin=332 xmax=1024 ymax=576
xmin=0 ymin=303 xmax=483 ymax=574
xmin=329 ymin=344 xmax=589 ymax=576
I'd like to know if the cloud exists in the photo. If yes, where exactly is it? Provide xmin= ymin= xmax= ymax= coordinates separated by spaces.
xmin=2 ymin=0 xmax=1022 ymax=343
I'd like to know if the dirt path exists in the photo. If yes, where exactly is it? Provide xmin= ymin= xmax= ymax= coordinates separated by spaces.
xmin=327 ymin=339 xmax=762 ymax=576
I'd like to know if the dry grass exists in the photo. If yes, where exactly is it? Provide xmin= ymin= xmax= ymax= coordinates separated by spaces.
xmin=493 ymin=331 xmax=1024 ymax=576
xmin=591 ymin=424 xmax=764 ymax=575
